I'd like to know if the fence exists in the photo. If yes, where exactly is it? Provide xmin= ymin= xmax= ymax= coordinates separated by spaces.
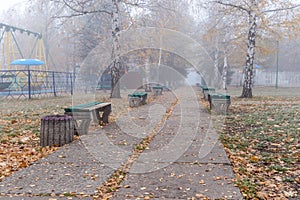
xmin=0 ymin=69 xmax=75 ymax=99
xmin=230 ymin=70 xmax=300 ymax=87
xmin=254 ymin=71 xmax=300 ymax=87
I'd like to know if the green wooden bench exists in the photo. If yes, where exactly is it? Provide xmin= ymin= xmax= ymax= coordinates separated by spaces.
xmin=208 ymin=93 xmax=231 ymax=114
xmin=152 ymin=86 xmax=163 ymax=96
xmin=64 ymin=102 xmax=111 ymax=135
xmin=202 ymin=87 xmax=215 ymax=100
xmin=197 ymin=84 xmax=207 ymax=90
xmin=128 ymin=91 xmax=147 ymax=107
xmin=96 ymin=85 xmax=111 ymax=90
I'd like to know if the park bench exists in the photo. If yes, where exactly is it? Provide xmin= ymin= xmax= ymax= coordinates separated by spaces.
xmin=128 ymin=91 xmax=147 ymax=107
xmin=64 ymin=102 xmax=111 ymax=135
xmin=202 ymin=87 xmax=215 ymax=100
xmin=96 ymin=85 xmax=111 ymax=90
xmin=152 ymin=86 xmax=163 ymax=96
xmin=208 ymin=93 xmax=231 ymax=114
xmin=197 ymin=83 xmax=207 ymax=89
xmin=196 ymin=83 xmax=207 ymax=92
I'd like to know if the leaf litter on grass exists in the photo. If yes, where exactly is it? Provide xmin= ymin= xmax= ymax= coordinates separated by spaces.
xmin=0 ymin=93 xmax=117 ymax=182
xmin=216 ymin=96 xmax=299 ymax=199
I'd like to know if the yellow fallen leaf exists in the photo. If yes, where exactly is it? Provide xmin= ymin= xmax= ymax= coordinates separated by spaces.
xmin=250 ymin=156 xmax=259 ymax=162
xmin=195 ymin=193 xmax=206 ymax=198
xmin=19 ymin=161 xmax=27 ymax=168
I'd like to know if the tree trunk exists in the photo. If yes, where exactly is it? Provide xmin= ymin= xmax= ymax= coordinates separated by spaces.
xmin=145 ymin=58 xmax=151 ymax=91
xmin=222 ymin=51 xmax=228 ymax=90
xmin=213 ymin=36 xmax=220 ymax=87
xmin=241 ymin=10 xmax=257 ymax=98
xmin=110 ymin=0 xmax=122 ymax=98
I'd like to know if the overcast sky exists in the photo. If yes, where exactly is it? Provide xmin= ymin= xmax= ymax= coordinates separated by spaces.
xmin=0 ymin=0 xmax=26 ymax=12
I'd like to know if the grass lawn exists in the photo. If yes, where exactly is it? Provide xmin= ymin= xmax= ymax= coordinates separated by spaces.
xmin=215 ymin=86 xmax=300 ymax=199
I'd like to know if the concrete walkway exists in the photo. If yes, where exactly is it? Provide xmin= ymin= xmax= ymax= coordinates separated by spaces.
xmin=0 ymin=87 xmax=242 ymax=199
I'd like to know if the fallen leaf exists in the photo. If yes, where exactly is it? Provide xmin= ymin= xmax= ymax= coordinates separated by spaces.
xmin=250 ymin=156 xmax=259 ymax=162
xmin=195 ymin=193 xmax=206 ymax=198
xmin=257 ymin=191 xmax=268 ymax=200
xmin=19 ymin=161 xmax=27 ymax=168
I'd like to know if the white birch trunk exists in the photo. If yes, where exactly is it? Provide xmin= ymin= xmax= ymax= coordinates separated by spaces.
xmin=111 ymin=0 xmax=122 ymax=98
xmin=241 ymin=9 xmax=257 ymax=98
xmin=222 ymin=52 xmax=228 ymax=90
xmin=213 ymin=36 xmax=219 ymax=87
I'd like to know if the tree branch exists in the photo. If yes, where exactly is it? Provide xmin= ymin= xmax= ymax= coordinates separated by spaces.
xmin=61 ymin=0 xmax=112 ymax=16
xmin=212 ymin=0 xmax=249 ymax=13
xmin=123 ymin=0 xmax=146 ymax=7
xmin=262 ymin=4 xmax=300 ymax=13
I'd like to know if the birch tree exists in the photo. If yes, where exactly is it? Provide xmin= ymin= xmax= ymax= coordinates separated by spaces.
xmin=213 ymin=0 xmax=300 ymax=98
xmin=110 ymin=0 xmax=122 ymax=98
xmin=52 ymin=0 xmax=143 ymax=98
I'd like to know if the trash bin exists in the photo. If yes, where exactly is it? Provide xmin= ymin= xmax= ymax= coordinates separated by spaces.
xmin=40 ymin=114 xmax=74 ymax=147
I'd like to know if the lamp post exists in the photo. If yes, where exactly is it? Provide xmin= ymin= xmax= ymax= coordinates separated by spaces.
xmin=71 ymin=65 xmax=80 ymax=95
xmin=275 ymin=40 xmax=279 ymax=89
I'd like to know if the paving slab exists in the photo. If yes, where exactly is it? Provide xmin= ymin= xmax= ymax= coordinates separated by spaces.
xmin=0 ymin=197 xmax=93 ymax=200
xmin=112 ymin=87 xmax=243 ymax=199
xmin=112 ymin=163 xmax=241 ymax=200
xmin=0 ymin=140 xmax=114 ymax=196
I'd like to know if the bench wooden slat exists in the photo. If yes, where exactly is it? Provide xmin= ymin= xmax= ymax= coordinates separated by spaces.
xmin=128 ymin=91 xmax=147 ymax=97
xmin=64 ymin=102 xmax=99 ymax=112
xmin=64 ymin=102 xmax=111 ymax=112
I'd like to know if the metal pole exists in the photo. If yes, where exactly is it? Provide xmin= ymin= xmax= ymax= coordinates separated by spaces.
xmin=70 ymin=72 xmax=73 ymax=95
xmin=28 ymin=69 xmax=31 ymax=99
xmin=275 ymin=40 xmax=279 ymax=89
xmin=52 ymin=71 xmax=56 ymax=97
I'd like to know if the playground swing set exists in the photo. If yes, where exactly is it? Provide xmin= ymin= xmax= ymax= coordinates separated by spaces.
xmin=0 ymin=23 xmax=75 ymax=99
